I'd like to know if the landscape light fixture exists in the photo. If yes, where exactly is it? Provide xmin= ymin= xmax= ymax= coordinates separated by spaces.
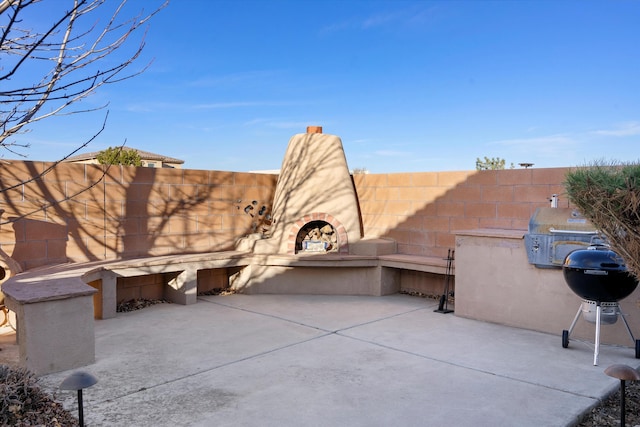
xmin=60 ymin=371 xmax=98 ymax=427
xmin=604 ymin=364 xmax=640 ymax=427
xmin=519 ymin=163 xmax=534 ymax=168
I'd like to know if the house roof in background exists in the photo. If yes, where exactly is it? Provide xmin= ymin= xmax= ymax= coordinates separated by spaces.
xmin=65 ymin=147 xmax=184 ymax=164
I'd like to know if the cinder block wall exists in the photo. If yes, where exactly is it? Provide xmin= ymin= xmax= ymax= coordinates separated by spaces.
xmin=353 ymin=167 xmax=570 ymax=258
xmin=0 ymin=161 xmax=277 ymax=270
xmin=0 ymin=160 xmax=571 ymax=272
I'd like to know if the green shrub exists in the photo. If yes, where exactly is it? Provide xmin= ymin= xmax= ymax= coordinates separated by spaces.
xmin=565 ymin=161 xmax=640 ymax=279
xmin=96 ymin=146 xmax=142 ymax=166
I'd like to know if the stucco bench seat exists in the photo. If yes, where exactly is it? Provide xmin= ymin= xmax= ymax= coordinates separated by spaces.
xmin=378 ymin=254 xmax=454 ymax=276
xmin=229 ymin=253 xmax=453 ymax=296
xmin=82 ymin=251 xmax=254 ymax=319
xmin=251 ymin=253 xmax=380 ymax=268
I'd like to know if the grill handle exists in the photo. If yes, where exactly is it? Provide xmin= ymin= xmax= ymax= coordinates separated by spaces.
xmin=549 ymin=228 xmax=598 ymax=235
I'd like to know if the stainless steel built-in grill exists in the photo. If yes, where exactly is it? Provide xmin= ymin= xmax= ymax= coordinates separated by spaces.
xmin=524 ymin=207 xmax=597 ymax=268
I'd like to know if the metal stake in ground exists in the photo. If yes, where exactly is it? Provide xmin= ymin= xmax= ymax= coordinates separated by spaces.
xmin=604 ymin=364 xmax=640 ymax=427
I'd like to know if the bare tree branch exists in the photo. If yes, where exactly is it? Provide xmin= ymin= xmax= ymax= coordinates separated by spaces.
xmin=0 ymin=111 xmax=110 ymax=194
xmin=0 ymin=0 xmax=168 ymax=152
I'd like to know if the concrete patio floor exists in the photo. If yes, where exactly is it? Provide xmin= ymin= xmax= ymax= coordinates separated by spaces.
xmin=5 ymin=293 xmax=640 ymax=426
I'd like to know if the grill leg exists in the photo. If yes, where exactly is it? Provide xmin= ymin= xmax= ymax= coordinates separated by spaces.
xmin=617 ymin=304 xmax=637 ymax=344
xmin=567 ymin=304 xmax=582 ymax=336
xmin=594 ymin=302 xmax=601 ymax=366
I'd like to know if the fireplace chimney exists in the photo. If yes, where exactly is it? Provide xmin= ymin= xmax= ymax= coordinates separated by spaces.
xmin=306 ymin=126 xmax=322 ymax=134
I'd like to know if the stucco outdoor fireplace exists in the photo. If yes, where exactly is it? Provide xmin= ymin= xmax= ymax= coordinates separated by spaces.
xmin=243 ymin=126 xmax=362 ymax=256
xmin=229 ymin=127 xmax=397 ymax=295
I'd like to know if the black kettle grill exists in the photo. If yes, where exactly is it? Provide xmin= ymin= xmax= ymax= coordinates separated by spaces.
xmin=561 ymin=244 xmax=640 ymax=365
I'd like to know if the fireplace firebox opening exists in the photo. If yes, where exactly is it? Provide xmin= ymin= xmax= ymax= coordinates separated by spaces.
xmin=295 ymin=220 xmax=338 ymax=254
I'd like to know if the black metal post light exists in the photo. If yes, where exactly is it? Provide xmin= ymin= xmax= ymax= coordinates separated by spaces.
xmin=604 ymin=364 xmax=640 ymax=427
xmin=60 ymin=371 xmax=98 ymax=427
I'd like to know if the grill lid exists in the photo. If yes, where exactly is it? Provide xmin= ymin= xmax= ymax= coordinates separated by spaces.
xmin=564 ymin=246 xmax=626 ymax=271
xmin=563 ymin=246 xmax=638 ymax=302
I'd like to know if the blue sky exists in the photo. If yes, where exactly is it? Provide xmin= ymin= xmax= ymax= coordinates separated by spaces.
xmin=7 ymin=0 xmax=640 ymax=172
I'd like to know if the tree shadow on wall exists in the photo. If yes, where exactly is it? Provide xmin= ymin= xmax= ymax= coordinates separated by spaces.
xmin=7 ymin=218 xmax=68 ymax=270
xmin=114 ymin=166 xmax=215 ymax=257
xmin=80 ymin=165 xmax=250 ymax=259
xmin=0 ymin=160 xmax=272 ymax=269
